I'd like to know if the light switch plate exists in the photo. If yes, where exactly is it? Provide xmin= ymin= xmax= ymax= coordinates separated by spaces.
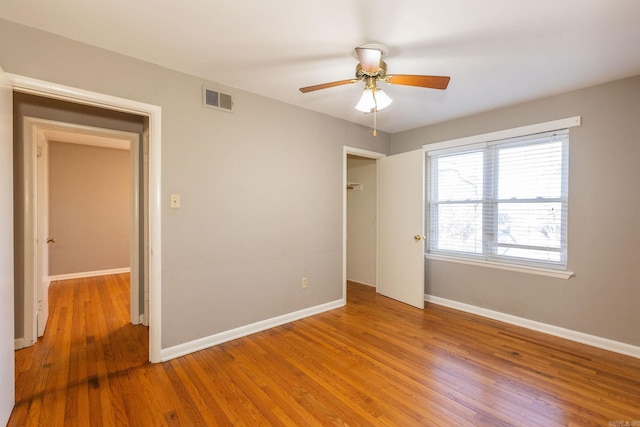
xmin=170 ymin=194 xmax=180 ymax=208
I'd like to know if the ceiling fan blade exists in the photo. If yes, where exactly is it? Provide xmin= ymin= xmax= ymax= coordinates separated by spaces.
xmin=355 ymin=48 xmax=382 ymax=73
xmin=299 ymin=79 xmax=356 ymax=93
xmin=386 ymin=74 xmax=451 ymax=90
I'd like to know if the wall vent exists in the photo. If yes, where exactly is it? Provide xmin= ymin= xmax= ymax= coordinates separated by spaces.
xmin=203 ymin=85 xmax=234 ymax=113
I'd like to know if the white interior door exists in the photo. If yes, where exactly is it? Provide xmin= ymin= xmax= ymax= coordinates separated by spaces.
xmin=378 ymin=149 xmax=425 ymax=309
xmin=0 ymin=65 xmax=16 ymax=426
xmin=36 ymin=135 xmax=49 ymax=337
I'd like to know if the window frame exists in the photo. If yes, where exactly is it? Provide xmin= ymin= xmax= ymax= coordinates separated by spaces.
xmin=423 ymin=117 xmax=580 ymax=279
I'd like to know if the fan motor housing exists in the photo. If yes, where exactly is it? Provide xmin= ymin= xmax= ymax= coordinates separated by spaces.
xmin=356 ymin=61 xmax=387 ymax=79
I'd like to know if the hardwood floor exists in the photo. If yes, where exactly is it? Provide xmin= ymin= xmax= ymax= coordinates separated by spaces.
xmin=9 ymin=275 xmax=640 ymax=426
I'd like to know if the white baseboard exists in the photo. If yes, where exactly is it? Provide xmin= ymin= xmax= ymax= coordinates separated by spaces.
xmin=14 ymin=336 xmax=37 ymax=350
xmin=161 ymin=298 xmax=346 ymax=362
xmin=14 ymin=337 xmax=25 ymax=350
xmin=346 ymin=279 xmax=376 ymax=288
xmin=425 ymin=294 xmax=640 ymax=360
xmin=49 ymin=267 xmax=130 ymax=282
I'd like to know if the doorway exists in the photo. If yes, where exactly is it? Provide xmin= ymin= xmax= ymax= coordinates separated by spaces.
xmin=9 ymin=73 xmax=162 ymax=362
xmin=20 ymin=117 xmax=144 ymax=348
xmin=343 ymin=147 xmax=427 ymax=309
xmin=343 ymin=147 xmax=385 ymax=300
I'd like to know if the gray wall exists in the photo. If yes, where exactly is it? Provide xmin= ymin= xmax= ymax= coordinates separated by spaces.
xmin=48 ymin=142 xmax=130 ymax=275
xmin=391 ymin=75 xmax=640 ymax=347
xmin=0 ymin=19 xmax=391 ymax=349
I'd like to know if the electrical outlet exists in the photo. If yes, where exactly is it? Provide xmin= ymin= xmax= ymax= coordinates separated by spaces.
xmin=302 ymin=277 xmax=308 ymax=288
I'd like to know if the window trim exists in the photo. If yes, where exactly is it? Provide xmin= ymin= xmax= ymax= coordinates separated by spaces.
xmin=423 ymin=116 xmax=580 ymax=279
xmin=425 ymin=252 xmax=574 ymax=279
xmin=423 ymin=116 xmax=580 ymax=154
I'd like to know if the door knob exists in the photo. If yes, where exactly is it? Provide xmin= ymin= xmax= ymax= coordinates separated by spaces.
xmin=414 ymin=235 xmax=425 ymax=241
xmin=46 ymin=238 xmax=56 ymax=244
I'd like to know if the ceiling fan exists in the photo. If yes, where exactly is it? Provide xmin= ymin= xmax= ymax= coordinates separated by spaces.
xmin=299 ymin=44 xmax=450 ymax=135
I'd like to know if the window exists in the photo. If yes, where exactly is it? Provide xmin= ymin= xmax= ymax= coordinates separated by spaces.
xmin=427 ymin=130 xmax=569 ymax=269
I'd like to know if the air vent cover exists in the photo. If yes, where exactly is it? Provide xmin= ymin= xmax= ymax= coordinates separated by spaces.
xmin=203 ymin=85 xmax=234 ymax=113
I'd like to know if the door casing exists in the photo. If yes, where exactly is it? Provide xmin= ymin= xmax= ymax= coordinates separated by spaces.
xmin=342 ymin=146 xmax=386 ymax=300
xmin=0 ymin=64 xmax=15 ymax=427
xmin=20 ymin=117 xmax=143 ymax=348
xmin=9 ymin=73 xmax=163 ymax=363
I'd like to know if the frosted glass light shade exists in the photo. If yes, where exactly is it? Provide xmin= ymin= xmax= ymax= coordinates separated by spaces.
xmin=374 ymin=89 xmax=392 ymax=110
xmin=355 ymin=88 xmax=392 ymax=112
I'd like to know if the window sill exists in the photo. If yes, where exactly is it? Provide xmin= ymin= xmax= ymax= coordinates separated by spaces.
xmin=425 ymin=253 xmax=574 ymax=280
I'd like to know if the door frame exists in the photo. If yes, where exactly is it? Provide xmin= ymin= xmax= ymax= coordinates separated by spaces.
xmin=21 ymin=117 xmax=51 ymax=341
xmin=0 ymin=65 xmax=15 ymax=427
xmin=21 ymin=117 xmax=142 ymax=347
xmin=342 ymin=146 xmax=386 ymax=300
xmin=9 ymin=73 xmax=163 ymax=363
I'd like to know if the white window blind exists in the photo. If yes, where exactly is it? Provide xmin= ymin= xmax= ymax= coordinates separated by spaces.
xmin=427 ymin=130 xmax=569 ymax=269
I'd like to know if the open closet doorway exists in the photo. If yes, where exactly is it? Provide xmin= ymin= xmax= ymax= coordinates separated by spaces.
xmin=343 ymin=147 xmax=385 ymax=300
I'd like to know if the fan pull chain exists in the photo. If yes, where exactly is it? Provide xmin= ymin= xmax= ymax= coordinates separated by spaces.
xmin=373 ymin=108 xmax=377 ymax=137
xmin=372 ymin=91 xmax=378 ymax=137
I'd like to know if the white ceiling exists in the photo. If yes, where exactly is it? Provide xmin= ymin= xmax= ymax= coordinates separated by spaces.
xmin=3 ymin=1 xmax=640 ymax=134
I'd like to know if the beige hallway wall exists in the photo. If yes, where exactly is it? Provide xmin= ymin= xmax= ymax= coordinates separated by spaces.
xmin=48 ymin=141 xmax=130 ymax=276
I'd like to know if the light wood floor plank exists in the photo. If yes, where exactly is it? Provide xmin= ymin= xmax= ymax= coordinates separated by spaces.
xmin=9 ymin=276 xmax=640 ymax=426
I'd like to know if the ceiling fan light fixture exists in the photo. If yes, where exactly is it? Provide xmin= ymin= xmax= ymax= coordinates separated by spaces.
xmin=298 ymin=43 xmax=450 ymax=136
xmin=355 ymin=87 xmax=392 ymax=113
